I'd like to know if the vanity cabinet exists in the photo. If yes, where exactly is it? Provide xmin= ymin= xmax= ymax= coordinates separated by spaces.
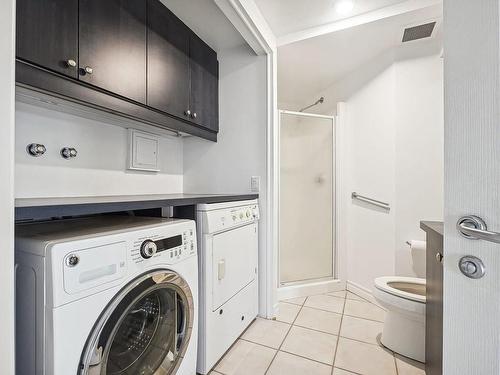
xmin=421 ymin=221 xmax=444 ymax=375
xmin=15 ymin=0 xmax=219 ymax=141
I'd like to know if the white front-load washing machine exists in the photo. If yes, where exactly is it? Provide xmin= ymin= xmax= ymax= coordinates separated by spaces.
xmin=15 ymin=216 xmax=198 ymax=375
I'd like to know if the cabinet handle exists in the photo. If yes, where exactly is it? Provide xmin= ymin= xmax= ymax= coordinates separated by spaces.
xmin=436 ymin=252 xmax=443 ymax=264
xmin=191 ymin=112 xmax=197 ymax=119
xmin=84 ymin=66 xmax=93 ymax=75
xmin=185 ymin=110 xmax=191 ymax=117
xmin=66 ymin=59 xmax=77 ymax=68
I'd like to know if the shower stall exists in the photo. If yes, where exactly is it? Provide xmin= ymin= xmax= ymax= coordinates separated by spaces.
xmin=278 ymin=109 xmax=337 ymax=288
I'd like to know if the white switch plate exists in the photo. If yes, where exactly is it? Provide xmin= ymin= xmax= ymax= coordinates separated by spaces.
xmin=251 ymin=176 xmax=260 ymax=193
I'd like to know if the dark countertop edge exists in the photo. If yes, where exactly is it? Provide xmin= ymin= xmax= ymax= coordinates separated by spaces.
xmin=15 ymin=194 xmax=259 ymax=221
xmin=420 ymin=220 xmax=444 ymax=237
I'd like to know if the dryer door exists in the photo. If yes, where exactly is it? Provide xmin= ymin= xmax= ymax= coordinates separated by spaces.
xmin=79 ymin=270 xmax=194 ymax=375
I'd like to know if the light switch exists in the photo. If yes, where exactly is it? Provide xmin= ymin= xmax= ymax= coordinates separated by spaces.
xmin=251 ymin=176 xmax=260 ymax=192
xmin=128 ymin=129 xmax=160 ymax=172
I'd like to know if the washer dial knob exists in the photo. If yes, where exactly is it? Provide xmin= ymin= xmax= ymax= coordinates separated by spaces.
xmin=140 ymin=240 xmax=157 ymax=259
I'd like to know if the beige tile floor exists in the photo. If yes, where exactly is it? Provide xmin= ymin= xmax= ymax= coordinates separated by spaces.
xmin=209 ymin=290 xmax=425 ymax=375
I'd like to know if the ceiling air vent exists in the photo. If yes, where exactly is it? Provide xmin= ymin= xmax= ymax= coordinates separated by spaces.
xmin=402 ymin=21 xmax=436 ymax=43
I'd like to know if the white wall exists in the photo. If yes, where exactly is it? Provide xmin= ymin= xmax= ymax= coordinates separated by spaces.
xmin=0 ymin=0 xmax=15 ymax=372
xmin=183 ymin=43 xmax=268 ymax=314
xmin=394 ymin=45 xmax=444 ymax=278
xmin=342 ymin=65 xmax=397 ymax=290
xmin=15 ymin=101 xmax=183 ymax=198
xmin=308 ymin=40 xmax=443 ymax=291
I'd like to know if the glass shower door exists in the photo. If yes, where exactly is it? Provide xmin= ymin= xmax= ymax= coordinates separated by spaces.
xmin=279 ymin=111 xmax=335 ymax=285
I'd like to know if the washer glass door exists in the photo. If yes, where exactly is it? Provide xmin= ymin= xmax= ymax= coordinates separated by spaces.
xmin=80 ymin=270 xmax=194 ymax=375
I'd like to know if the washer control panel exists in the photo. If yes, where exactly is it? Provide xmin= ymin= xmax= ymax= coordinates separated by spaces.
xmin=132 ymin=226 xmax=196 ymax=264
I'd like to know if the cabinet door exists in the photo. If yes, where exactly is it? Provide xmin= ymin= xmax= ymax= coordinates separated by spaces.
xmin=79 ymin=0 xmax=147 ymax=103
xmin=426 ymin=231 xmax=443 ymax=375
xmin=189 ymin=34 xmax=219 ymax=132
xmin=16 ymin=0 xmax=78 ymax=78
xmin=147 ymin=0 xmax=190 ymax=119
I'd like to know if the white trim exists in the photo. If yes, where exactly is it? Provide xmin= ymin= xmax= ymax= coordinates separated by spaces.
xmin=335 ymin=103 xmax=348 ymax=282
xmin=279 ymin=109 xmax=336 ymax=120
xmin=277 ymin=110 xmax=337 ymax=285
xmin=277 ymin=279 xmax=345 ymax=301
xmin=215 ymin=0 xmax=278 ymax=320
xmin=277 ymin=0 xmax=442 ymax=46
xmin=0 ymin=0 xmax=16 ymax=373
xmin=346 ymin=280 xmax=384 ymax=308
xmin=215 ymin=0 xmax=276 ymax=55
xmin=265 ymin=49 xmax=279 ymax=319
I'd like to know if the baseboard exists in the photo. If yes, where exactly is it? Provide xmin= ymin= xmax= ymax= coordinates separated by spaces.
xmin=346 ymin=280 xmax=384 ymax=308
xmin=277 ymin=279 xmax=346 ymax=301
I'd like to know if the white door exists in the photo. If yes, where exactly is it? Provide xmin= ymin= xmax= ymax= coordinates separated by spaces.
xmin=279 ymin=110 xmax=335 ymax=285
xmin=444 ymin=0 xmax=500 ymax=373
xmin=211 ymin=224 xmax=258 ymax=310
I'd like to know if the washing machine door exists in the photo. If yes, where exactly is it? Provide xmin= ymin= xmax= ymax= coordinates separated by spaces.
xmin=79 ymin=270 xmax=194 ymax=375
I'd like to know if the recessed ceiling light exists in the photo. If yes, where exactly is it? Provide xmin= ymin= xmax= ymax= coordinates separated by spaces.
xmin=336 ymin=0 xmax=354 ymax=15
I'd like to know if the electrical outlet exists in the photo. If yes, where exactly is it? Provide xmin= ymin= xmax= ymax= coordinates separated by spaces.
xmin=251 ymin=176 xmax=260 ymax=193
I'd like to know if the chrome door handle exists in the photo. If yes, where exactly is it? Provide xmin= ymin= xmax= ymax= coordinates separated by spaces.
xmin=457 ymin=215 xmax=500 ymax=244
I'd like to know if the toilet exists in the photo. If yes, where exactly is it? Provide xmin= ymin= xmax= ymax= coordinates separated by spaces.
xmin=373 ymin=276 xmax=426 ymax=363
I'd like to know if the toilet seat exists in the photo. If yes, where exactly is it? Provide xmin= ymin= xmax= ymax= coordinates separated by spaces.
xmin=373 ymin=276 xmax=426 ymax=362
xmin=374 ymin=276 xmax=426 ymax=304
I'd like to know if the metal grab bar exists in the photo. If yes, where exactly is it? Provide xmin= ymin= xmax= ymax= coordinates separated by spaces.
xmin=351 ymin=192 xmax=390 ymax=210
xmin=457 ymin=215 xmax=500 ymax=244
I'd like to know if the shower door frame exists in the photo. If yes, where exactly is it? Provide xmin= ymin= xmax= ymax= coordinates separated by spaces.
xmin=278 ymin=109 xmax=338 ymax=287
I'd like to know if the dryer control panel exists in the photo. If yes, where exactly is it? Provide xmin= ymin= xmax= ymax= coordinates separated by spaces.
xmin=198 ymin=203 xmax=260 ymax=234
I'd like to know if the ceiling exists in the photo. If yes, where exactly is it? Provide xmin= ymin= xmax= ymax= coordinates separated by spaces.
xmin=161 ymin=0 xmax=245 ymax=52
xmin=277 ymin=4 xmax=442 ymax=106
xmin=254 ymin=0 xmax=410 ymax=37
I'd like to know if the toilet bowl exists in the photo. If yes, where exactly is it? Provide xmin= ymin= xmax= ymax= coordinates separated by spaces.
xmin=373 ymin=276 xmax=426 ymax=363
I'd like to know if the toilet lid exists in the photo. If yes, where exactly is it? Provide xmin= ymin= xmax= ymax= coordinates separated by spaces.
xmin=374 ymin=276 xmax=426 ymax=303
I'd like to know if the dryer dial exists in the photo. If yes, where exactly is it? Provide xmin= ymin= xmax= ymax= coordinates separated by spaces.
xmin=140 ymin=240 xmax=158 ymax=259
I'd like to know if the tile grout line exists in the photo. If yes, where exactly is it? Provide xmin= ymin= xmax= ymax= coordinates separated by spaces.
xmin=393 ymin=353 xmax=400 ymax=375
xmin=334 ymin=365 xmax=364 ymax=375
xmin=331 ymin=293 xmax=348 ymax=375
xmin=264 ymin=296 xmax=307 ymax=374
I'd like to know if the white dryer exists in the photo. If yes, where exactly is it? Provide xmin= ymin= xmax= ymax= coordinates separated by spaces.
xmin=15 ymin=216 xmax=198 ymax=375
xmin=196 ymin=200 xmax=260 ymax=374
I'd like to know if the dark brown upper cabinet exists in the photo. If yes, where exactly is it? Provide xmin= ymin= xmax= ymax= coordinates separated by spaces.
xmin=15 ymin=0 xmax=219 ymax=141
xmin=16 ymin=0 xmax=79 ymax=78
xmin=189 ymin=33 xmax=219 ymax=132
xmin=147 ymin=0 xmax=190 ymax=119
xmin=79 ymin=0 xmax=147 ymax=104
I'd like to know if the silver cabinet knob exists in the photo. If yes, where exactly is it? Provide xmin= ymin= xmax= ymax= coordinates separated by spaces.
xmin=84 ymin=66 xmax=93 ymax=75
xmin=185 ymin=109 xmax=191 ymax=117
xmin=27 ymin=143 xmax=46 ymax=157
xmin=61 ymin=147 xmax=77 ymax=159
xmin=191 ymin=112 xmax=197 ymax=119
xmin=66 ymin=59 xmax=77 ymax=68
xmin=459 ymin=256 xmax=485 ymax=279
xmin=436 ymin=252 xmax=443 ymax=263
